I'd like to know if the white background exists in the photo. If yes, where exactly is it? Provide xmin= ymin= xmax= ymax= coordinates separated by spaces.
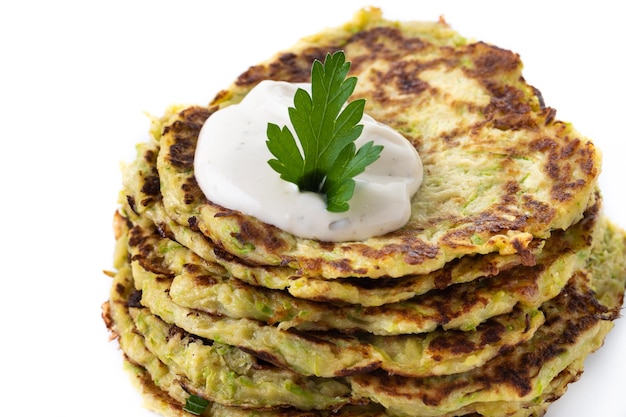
xmin=1 ymin=1 xmax=624 ymax=416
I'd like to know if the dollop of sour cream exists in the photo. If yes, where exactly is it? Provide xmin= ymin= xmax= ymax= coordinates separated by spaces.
xmin=194 ymin=80 xmax=423 ymax=242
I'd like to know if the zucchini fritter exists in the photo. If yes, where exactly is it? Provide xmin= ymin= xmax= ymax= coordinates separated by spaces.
xmin=104 ymin=7 xmax=626 ymax=417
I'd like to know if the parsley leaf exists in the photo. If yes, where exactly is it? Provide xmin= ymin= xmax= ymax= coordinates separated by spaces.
xmin=266 ymin=50 xmax=383 ymax=212
xmin=183 ymin=394 xmax=209 ymax=415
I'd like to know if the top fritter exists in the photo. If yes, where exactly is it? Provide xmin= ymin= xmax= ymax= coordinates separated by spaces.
xmin=153 ymin=7 xmax=600 ymax=279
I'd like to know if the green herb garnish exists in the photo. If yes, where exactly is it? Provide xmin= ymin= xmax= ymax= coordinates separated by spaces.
xmin=266 ymin=50 xmax=383 ymax=212
xmin=183 ymin=394 xmax=209 ymax=415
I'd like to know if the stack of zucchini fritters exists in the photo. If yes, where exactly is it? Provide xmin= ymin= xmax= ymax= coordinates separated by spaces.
xmin=103 ymin=8 xmax=626 ymax=417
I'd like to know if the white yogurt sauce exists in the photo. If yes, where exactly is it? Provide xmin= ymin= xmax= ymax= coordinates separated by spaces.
xmin=194 ymin=80 xmax=423 ymax=242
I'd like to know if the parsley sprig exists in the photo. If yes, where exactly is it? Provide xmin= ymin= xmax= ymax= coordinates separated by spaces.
xmin=266 ymin=51 xmax=383 ymax=212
